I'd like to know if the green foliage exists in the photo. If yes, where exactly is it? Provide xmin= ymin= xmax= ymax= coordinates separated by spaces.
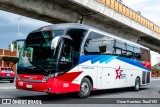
xmin=152 ymin=63 xmax=160 ymax=77
xmin=152 ymin=66 xmax=158 ymax=71
xmin=152 ymin=63 xmax=160 ymax=71
xmin=8 ymin=43 xmax=21 ymax=51
xmin=2 ymin=56 xmax=19 ymax=68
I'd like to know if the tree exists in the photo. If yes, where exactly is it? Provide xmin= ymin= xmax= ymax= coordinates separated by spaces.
xmin=152 ymin=63 xmax=160 ymax=77
xmin=2 ymin=56 xmax=19 ymax=68
xmin=8 ymin=43 xmax=21 ymax=51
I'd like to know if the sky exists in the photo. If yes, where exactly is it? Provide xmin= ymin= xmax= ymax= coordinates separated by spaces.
xmin=123 ymin=0 xmax=160 ymax=26
xmin=0 ymin=11 xmax=51 ymax=49
xmin=0 ymin=0 xmax=160 ymax=65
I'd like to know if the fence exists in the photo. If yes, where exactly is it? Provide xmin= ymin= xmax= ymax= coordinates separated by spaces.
xmin=0 ymin=49 xmax=17 ymax=72
xmin=96 ymin=0 xmax=160 ymax=33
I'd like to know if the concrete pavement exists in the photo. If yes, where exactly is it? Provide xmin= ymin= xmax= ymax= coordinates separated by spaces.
xmin=0 ymin=80 xmax=159 ymax=106
xmin=0 ymin=81 xmax=15 ymax=90
xmin=152 ymin=77 xmax=160 ymax=81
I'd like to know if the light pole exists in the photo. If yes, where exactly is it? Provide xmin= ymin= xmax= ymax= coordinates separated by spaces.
xmin=17 ymin=16 xmax=23 ymax=57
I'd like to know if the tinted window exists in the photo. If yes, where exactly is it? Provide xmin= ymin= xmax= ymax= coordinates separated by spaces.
xmin=84 ymin=32 xmax=114 ymax=55
xmin=114 ymin=40 xmax=126 ymax=57
xmin=66 ymin=29 xmax=87 ymax=52
xmin=134 ymin=47 xmax=141 ymax=60
xmin=1 ymin=68 xmax=4 ymax=71
xmin=115 ymin=48 xmax=122 ymax=56
xmin=140 ymin=48 xmax=150 ymax=62
xmin=1 ymin=68 xmax=12 ymax=72
xmin=57 ymin=28 xmax=88 ymax=71
xmin=127 ymin=45 xmax=133 ymax=52
xmin=18 ymin=30 xmax=64 ymax=73
xmin=126 ymin=45 xmax=134 ymax=58
xmin=58 ymin=39 xmax=73 ymax=72
xmin=52 ymin=30 xmax=64 ymax=36
xmin=116 ymin=41 xmax=126 ymax=50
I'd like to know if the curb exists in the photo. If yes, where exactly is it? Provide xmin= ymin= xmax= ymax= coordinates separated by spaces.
xmin=151 ymin=79 xmax=160 ymax=81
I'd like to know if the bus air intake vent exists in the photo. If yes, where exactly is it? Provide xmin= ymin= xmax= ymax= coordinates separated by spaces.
xmin=142 ymin=71 xmax=146 ymax=84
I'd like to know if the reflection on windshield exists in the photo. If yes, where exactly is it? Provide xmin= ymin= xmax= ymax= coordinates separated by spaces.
xmin=17 ymin=30 xmax=64 ymax=74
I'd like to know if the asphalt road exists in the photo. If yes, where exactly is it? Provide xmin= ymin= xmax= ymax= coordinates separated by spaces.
xmin=0 ymin=80 xmax=159 ymax=107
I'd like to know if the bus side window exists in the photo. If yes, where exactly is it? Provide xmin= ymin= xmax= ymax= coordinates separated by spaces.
xmin=140 ymin=48 xmax=150 ymax=62
xmin=60 ymin=43 xmax=72 ymax=62
xmin=84 ymin=32 xmax=114 ymax=55
xmin=84 ymin=32 xmax=102 ymax=55
xmin=66 ymin=28 xmax=87 ymax=65
xmin=99 ymin=46 xmax=107 ymax=54
xmin=126 ymin=45 xmax=134 ymax=58
xmin=114 ymin=40 xmax=126 ymax=57
xmin=58 ymin=39 xmax=73 ymax=72
xmin=126 ymin=51 xmax=133 ymax=58
xmin=135 ymin=54 xmax=141 ymax=60
xmin=134 ymin=47 xmax=141 ymax=60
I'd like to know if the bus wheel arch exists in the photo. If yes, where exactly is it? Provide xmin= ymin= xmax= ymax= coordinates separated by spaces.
xmin=84 ymin=76 xmax=93 ymax=89
xmin=78 ymin=76 xmax=93 ymax=98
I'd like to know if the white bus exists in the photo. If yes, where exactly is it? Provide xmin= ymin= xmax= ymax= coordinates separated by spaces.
xmin=12 ymin=23 xmax=151 ymax=98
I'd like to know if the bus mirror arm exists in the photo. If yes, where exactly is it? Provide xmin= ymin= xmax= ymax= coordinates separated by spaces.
xmin=51 ymin=36 xmax=61 ymax=49
xmin=51 ymin=36 xmax=72 ymax=49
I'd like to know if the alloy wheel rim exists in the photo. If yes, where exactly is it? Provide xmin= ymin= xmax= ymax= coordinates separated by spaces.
xmin=81 ymin=82 xmax=89 ymax=95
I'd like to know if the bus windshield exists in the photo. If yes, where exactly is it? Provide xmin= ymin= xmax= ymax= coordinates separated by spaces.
xmin=17 ymin=30 xmax=64 ymax=74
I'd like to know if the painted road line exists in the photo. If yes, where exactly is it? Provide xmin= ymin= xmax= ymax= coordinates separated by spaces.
xmin=0 ymin=87 xmax=16 ymax=90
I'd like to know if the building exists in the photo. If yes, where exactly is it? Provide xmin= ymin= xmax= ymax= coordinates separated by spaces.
xmin=152 ymin=63 xmax=160 ymax=77
xmin=0 ymin=49 xmax=17 ymax=72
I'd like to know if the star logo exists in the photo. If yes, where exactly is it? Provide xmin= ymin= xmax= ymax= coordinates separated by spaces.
xmin=115 ymin=66 xmax=123 ymax=79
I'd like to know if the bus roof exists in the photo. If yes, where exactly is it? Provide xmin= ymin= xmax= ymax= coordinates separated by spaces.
xmin=33 ymin=23 xmax=149 ymax=50
xmin=34 ymin=23 xmax=90 ymax=32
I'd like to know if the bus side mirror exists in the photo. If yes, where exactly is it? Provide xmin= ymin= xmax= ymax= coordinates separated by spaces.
xmin=51 ymin=36 xmax=61 ymax=49
xmin=10 ymin=43 xmax=14 ymax=52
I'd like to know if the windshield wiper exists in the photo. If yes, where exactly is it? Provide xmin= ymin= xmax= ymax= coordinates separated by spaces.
xmin=24 ymin=65 xmax=47 ymax=71
xmin=36 ymin=65 xmax=49 ymax=73
xmin=26 ymin=66 xmax=36 ymax=69
xmin=24 ymin=62 xmax=54 ymax=75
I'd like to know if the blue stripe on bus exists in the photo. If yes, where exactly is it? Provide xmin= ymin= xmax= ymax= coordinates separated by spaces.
xmin=116 ymin=57 xmax=149 ymax=71
xmin=79 ymin=55 xmax=149 ymax=71
xmin=79 ymin=55 xmax=100 ymax=64
xmin=105 ymin=56 xmax=117 ymax=64
xmin=91 ymin=55 xmax=106 ymax=64
xmin=99 ymin=55 xmax=112 ymax=63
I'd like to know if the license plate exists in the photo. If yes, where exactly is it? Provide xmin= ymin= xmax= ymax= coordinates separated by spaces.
xmin=26 ymin=84 xmax=32 ymax=89
xmin=7 ymin=74 xmax=10 ymax=76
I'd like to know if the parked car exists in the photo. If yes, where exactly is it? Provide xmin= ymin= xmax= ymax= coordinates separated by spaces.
xmin=0 ymin=67 xmax=15 ymax=83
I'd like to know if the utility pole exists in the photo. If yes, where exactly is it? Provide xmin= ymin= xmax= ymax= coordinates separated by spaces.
xmin=17 ymin=16 xmax=23 ymax=57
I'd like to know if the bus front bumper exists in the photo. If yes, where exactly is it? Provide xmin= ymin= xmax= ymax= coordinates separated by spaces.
xmin=16 ymin=77 xmax=80 ymax=94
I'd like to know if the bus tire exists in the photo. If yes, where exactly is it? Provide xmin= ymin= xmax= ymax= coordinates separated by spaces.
xmin=134 ymin=77 xmax=140 ymax=91
xmin=78 ymin=77 xmax=92 ymax=98
xmin=10 ymin=80 xmax=14 ymax=83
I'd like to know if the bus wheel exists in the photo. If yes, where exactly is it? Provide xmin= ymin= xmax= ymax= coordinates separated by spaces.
xmin=134 ymin=77 xmax=140 ymax=91
xmin=10 ymin=80 xmax=14 ymax=83
xmin=78 ymin=77 xmax=92 ymax=98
